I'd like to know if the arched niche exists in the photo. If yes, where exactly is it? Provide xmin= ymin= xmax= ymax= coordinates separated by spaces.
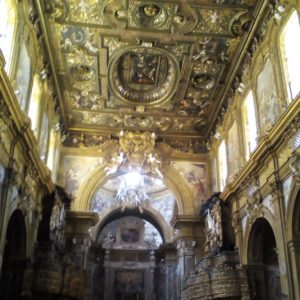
xmin=91 ymin=206 xmax=172 ymax=244
xmin=74 ymin=164 xmax=196 ymax=216
xmin=0 ymin=209 xmax=27 ymax=299
xmin=246 ymin=217 xmax=282 ymax=300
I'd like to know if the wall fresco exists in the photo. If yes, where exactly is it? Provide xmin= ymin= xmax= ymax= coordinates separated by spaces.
xmin=227 ymin=120 xmax=240 ymax=179
xmin=171 ymin=161 xmax=207 ymax=204
xmin=91 ymin=173 xmax=175 ymax=224
xmin=256 ymin=58 xmax=279 ymax=135
xmin=61 ymin=155 xmax=104 ymax=196
xmin=15 ymin=42 xmax=31 ymax=110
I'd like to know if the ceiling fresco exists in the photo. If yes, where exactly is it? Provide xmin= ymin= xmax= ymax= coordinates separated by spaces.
xmin=38 ymin=0 xmax=265 ymax=150
xmin=91 ymin=173 xmax=175 ymax=224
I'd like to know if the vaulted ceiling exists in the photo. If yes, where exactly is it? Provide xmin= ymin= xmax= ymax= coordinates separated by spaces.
xmin=37 ymin=0 xmax=268 ymax=152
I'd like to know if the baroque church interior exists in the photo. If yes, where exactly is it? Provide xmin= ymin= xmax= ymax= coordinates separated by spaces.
xmin=0 ymin=0 xmax=300 ymax=299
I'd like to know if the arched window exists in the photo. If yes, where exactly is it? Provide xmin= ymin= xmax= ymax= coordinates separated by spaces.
xmin=28 ymin=74 xmax=42 ymax=137
xmin=218 ymin=139 xmax=227 ymax=191
xmin=211 ymin=156 xmax=218 ymax=192
xmin=241 ymin=90 xmax=258 ymax=160
xmin=280 ymin=10 xmax=300 ymax=101
xmin=47 ymin=128 xmax=56 ymax=172
xmin=0 ymin=0 xmax=16 ymax=72
xmin=39 ymin=112 xmax=49 ymax=161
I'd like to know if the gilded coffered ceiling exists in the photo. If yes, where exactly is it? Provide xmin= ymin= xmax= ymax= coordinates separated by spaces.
xmin=36 ymin=0 xmax=267 ymax=151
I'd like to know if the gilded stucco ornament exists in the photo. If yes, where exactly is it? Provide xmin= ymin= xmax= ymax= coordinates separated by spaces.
xmin=132 ymin=3 xmax=167 ymax=28
xmin=69 ymin=65 xmax=96 ymax=82
xmin=45 ymin=0 xmax=68 ymax=22
xmin=290 ymin=148 xmax=300 ymax=184
xmin=124 ymin=115 xmax=171 ymax=131
xmin=104 ymin=131 xmax=165 ymax=178
xmin=41 ymin=0 xmax=262 ymax=145
xmin=69 ymin=90 xmax=104 ymax=110
xmin=230 ymin=11 xmax=253 ymax=37
xmin=108 ymin=46 xmax=180 ymax=106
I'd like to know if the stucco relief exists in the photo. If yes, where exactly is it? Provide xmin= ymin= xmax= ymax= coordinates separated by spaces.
xmin=282 ymin=175 xmax=293 ymax=209
xmin=256 ymin=58 xmax=279 ymax=135
xmin=262 ymin=195 xmax=274 ymax=215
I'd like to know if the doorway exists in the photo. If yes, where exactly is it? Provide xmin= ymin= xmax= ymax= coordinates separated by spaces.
xmin=0 ymin=209 xmax=27 ymax=300
xmin=247 ymin=218 xmax=282 ymax=299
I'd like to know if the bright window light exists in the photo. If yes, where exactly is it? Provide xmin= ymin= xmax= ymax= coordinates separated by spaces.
xmin=242 ymin=91 xmax=258 ymax=160
xmin=28 ymin=75 xmax=41 ymax=137
xmin=124 ymin=171 xmax=143 ymax=188
xmin=218 ymin=139 xmax=227 ymax=191
xmin=0 ymin=0 xmax=16 ymax=72
xmin=47 ymin=128 xmax=56 ymax=171
xmin=280 ymin=11 xmax=300 ymax=100
xmin=39 ymin=113 xmax=49 ymax=161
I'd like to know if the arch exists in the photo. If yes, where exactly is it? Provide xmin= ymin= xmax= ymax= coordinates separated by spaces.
xmin=91 ymin=206 xmax=173 ymax=243
xmin=245 ymin=217 xmax=283 ymax=300
xmin=285 ymin=179 xmax=300 ymax=299
xmin=0 ymin=209 xmax=27 ymax=299
xmin=74 ymin=163 xmax=196 ymax=215
xmin=242 ymin=207 xmax=276 ymax=264
xmin=286 ymin=179 xmax=300 ymax=241
xmin=247 ymin=218 xmax=278 ymax=264
xmin=4 ymin=194 xmax=32 ymax=257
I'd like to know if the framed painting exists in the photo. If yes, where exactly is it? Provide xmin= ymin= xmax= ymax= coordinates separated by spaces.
xmin=171 ymin=161 xmax=207 ymax=204
xmin=14 ymin=41 xmax=31 ymax=110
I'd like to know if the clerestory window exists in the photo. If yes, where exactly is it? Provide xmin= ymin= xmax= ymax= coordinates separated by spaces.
xmin=280 ymin=10 xmax=300 ymax=101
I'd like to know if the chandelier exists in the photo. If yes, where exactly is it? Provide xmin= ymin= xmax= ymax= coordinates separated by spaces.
xmin=115 ymin=172 xmax=149 ymax=213
xmin=105 ymin=131 xmax=163 ymax=212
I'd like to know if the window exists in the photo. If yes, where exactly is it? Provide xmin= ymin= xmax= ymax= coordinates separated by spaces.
xmin=280 ymin=11 xmax=300 ymax=100
xmin=39 ymin=113 xmax=49 ymax=161
xmin=47 ymin=128 xmax=56 ymax=171
xmin=15 ymin=42 xmax=31 ymax=110
xmin=211 ymin=156 xmax=218 ymax=192
xmin=242 ymin=91 xmax=258 ymax=160
xmin=218 ymin=140 xmax=227 ymax=191
xmin=0 ymin=0 xmax=16 ymax=72
xmin=28 ymin=75 xmax=42 ymax=136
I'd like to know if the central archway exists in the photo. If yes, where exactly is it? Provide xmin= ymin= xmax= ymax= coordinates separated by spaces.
xmin=74 ymin=164 xmax=196 ymax=216
xmin=92 ymin=206 xmax=173 ymax=243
